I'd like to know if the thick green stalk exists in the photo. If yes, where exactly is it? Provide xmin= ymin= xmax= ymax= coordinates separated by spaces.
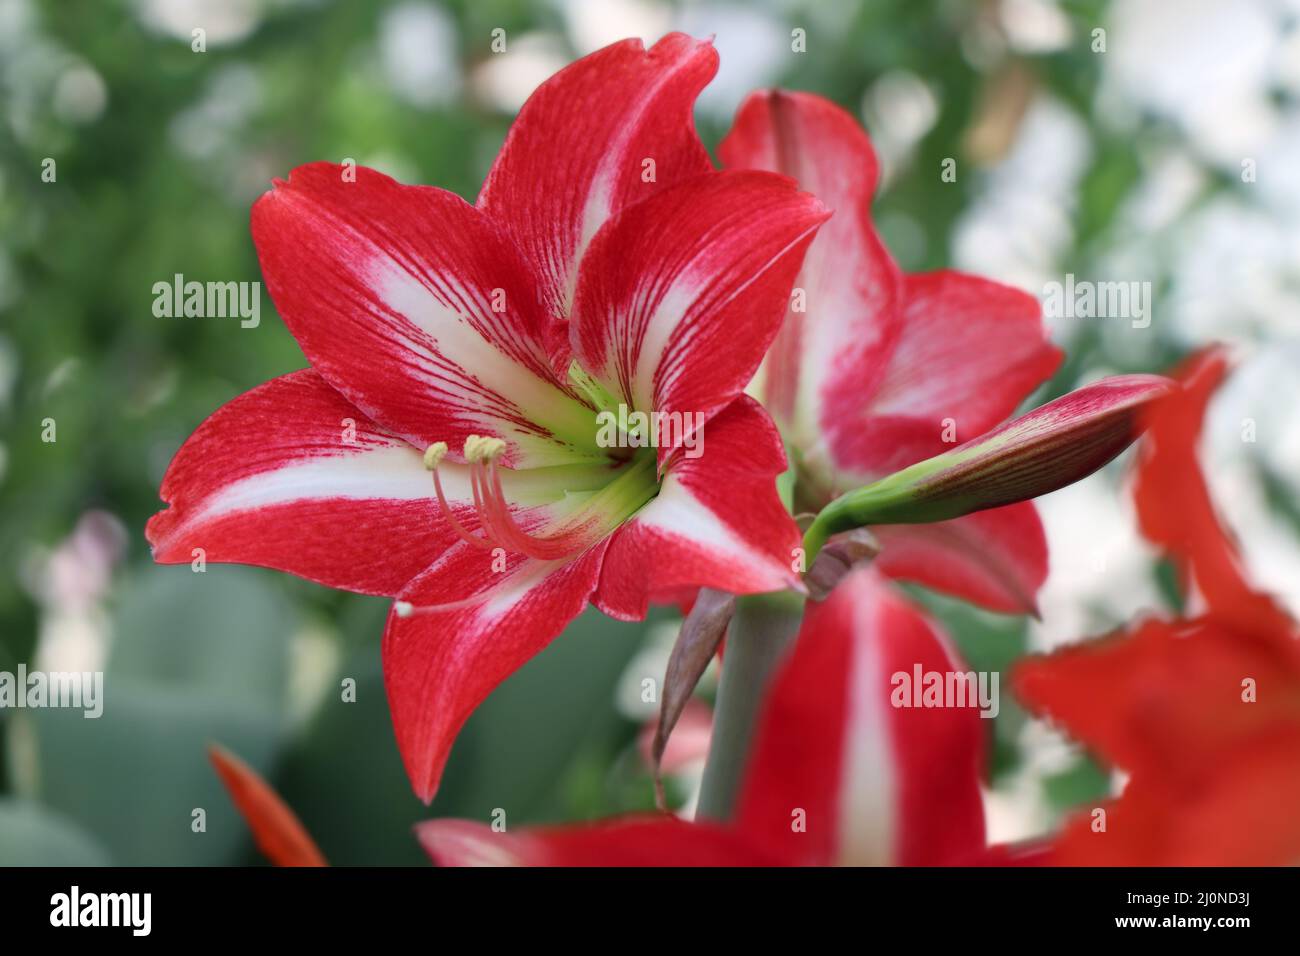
xmin=696 ymin=591 xmax=804 ymax=821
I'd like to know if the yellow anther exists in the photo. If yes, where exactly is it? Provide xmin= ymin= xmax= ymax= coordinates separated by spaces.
xmin=464 ymin=435 xmax=506 ymax=463
xmin=422 ymin=441 xmax=448 ymax=470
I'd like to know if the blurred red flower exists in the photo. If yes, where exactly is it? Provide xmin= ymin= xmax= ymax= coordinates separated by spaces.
xmin=1014 ymin=347 xmax=1300 ymax=865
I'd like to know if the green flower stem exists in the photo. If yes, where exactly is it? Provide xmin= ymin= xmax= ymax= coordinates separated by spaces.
xmin=801 ymin=465 xmax=965 ymax=566
xmin=696 ymin=590 xmax=805 ymax=821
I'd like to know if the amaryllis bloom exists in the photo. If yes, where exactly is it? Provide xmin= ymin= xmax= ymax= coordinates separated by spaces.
xmin=720 ymin=91 xmax=1064 ymax=614
xmin=1014 ymin=348 xmax=1300 ymax=865
xmin=147 ymin=35 xmax=829 ymax=801
xmin=419 ymin=569 xmax=987 ymax=866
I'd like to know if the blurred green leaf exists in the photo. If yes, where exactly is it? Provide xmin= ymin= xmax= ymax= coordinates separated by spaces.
xmin=277 ymin=606 xmax=650 ymax=864
xmin=28 ymin=689 xmax=281 ymax=866
xmin=0 ymin=798 xmax=110 ymax=866
xmin=109 ymin=564 xmax=295 ymax=710
xmin=23 ymin=563 xmax=295 ymax=864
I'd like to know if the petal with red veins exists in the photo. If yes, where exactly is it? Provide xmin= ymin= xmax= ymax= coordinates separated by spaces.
xmin=478 ymin=33 xmax=718 ymax=322
xmin=570 ymin=171 xmax=828 ymax=468
xmin=719 ymin=90 xmax=902 ymax=456
xmin=591 ymin=397 xmax=803 ymax=621
xmin=383 ymin=540 xmax=609 ymax=803
xmin=251 ymin=162 xmax=598 ymax=468
xmin=736 ymin=569 xmax=987 ymax=866
xmin=146 ymin=369 xmax=612 ymax=596
xmin=871 ymin=503 xmax=1049 ymax=615
xmin=146 ymin=369 xmax=448 ymax=596
xmin=418 ymin=815 xmax=773 ymax=867
xmin=828 ymin=270 xmax=1062 ymax=480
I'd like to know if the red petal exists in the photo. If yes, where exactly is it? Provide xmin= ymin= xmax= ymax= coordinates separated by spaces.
xmin=570 ymin=171 xmax=828 ymax=470
xmin=1046 ymin=732 xmax=1300 ymax=866
xmin=1013 ymin=349 xmax=1300 ymax=866
xmin=418 ymin=814 xmax=773 ymax=866
xmin=1014 ymin=615 xmax=1300 ymax=865
xmin=146 ymin=370 xmax=448 ymax=596
xmin=736 ymin=570 xmax=986 ymax=865
xmin=871 ymin=503 xmax=1048 ymax=615
xmin=251 ymin=162 xmax=596 ymax=468
xmin=1134 ymin=346 xmax=1266 ymax=618
xmin=591 ymin=397 xmax=803 ymax=621
xmin=383 ymin=541 xmax=608 ymax=802
xmin=719 ymin=90 xmax=902 ymax=449
xmin=827 ymin=270 xmax=1062 ymax=479
xmin=720 ymin=91 xmax=1056 ymax=616
xmin=209 ymin=744 xmax=326 ymax=867
xmin=478 ymin=33 xmax=718 ymax=322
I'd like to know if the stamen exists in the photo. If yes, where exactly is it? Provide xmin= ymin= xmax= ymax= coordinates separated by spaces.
xmin=392 ymin=590 xmax=505 ymax=618
xmin=422 ymin=441 xmax=447 ymax=470
xmin=479 ymin=458 xmax=595 ymax=560
xmin=466 ymin=436 xmax=593 ymax=561
xmin=422 ymin=432 xmax=654 ymax=577
xmin=400 ymin=443 xmax=662 ymax=617
xmin=424 ymin=440 xmax=492 ymax=550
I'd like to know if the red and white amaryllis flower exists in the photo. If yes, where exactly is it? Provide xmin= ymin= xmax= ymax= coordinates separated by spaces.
xmin=419 ymin=568 xmax=986 ymax=866
xmin=721 ymin=91 xmax=1064 ymax=614
xmin=147 ymin=34 xmax=828 ymax=801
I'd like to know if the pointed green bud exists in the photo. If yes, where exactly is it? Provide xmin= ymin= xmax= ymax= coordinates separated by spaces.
xmin=803 ymin=375 xmax=1175 ymax=563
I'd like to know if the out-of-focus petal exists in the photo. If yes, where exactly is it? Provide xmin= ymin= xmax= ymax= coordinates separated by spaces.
xmin=871 ymin=503 xmax=1048 ymax=615
xmin=1014 ymin=615 xmax=1300 ymax=865
xmin=736 ymin=569 xmax=987 ymax=866
xmin=209 ymin=744 xmax=326 ymax=867
xmin=419 ymin=815 xmax=773 ymax=866
xmin=1134 ymin=346 xmax=1275 ymax=620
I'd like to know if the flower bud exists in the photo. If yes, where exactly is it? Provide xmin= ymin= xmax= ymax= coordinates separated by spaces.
xmin=804 ymin=375 xmax=1175 ymax=562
